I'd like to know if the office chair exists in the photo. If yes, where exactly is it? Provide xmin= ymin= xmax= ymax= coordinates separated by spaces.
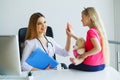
xmin=18 ymin=26 xmax=67 ymax=69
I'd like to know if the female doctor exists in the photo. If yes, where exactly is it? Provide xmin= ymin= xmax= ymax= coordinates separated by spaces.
xmin=21 ymin=12 xmax=71 ymax=71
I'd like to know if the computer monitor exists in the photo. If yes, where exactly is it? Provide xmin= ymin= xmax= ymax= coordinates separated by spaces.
xmin=0 ymin=35 xmax=21 ymax=75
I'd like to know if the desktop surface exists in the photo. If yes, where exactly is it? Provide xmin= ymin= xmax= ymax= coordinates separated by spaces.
xmin=28 ymin=66 xmax=120 ymax=80
xmin=0 ymin=75 xmax=26 ymax=80
xmin=0 ymin=66 xmax=120 ymax=80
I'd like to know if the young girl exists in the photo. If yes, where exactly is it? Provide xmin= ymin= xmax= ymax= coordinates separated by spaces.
xmin=67 ymin=7 xmax=109 ymax=71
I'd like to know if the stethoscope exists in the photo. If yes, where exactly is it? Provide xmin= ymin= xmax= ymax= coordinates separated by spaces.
xmin=37 ymin=36 xmax=53 ymax=53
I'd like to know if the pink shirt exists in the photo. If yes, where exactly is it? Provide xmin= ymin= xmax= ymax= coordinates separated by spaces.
xmin=83 ymin=28 xmax=104 ymax=66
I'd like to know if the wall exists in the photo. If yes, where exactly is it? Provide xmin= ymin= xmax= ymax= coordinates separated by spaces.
xmin=0 ymin=0 xmax=115 ymax=69
xmin=114 ymin=0 xmax=120 ymax=71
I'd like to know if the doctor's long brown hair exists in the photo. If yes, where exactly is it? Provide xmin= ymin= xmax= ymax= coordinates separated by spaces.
xmin=25 ymin=12 xmax=45 ymax=40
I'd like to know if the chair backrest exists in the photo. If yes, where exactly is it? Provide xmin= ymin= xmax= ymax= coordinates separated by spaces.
xmin=18 ymin=26 xmax=56 ymax=60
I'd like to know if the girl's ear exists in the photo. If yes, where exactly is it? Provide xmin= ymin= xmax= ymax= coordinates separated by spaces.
xmin=87 ymin=16 xmax=91 ymax=22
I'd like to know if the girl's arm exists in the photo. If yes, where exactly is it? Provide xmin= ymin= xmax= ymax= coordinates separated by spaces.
xmin=66 ymin=23 xmax=79 ymax=40
xmin=79 ymin=38 xmax=101 ymax=59
xmin=86 ymin=38 xmax=101 ymax=56
xmin=72 ymin=34 xmax=79 ymax=40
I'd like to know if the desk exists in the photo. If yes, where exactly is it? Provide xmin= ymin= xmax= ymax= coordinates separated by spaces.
xmin=31 ymin=66 xmax=120 ymax=80
xmin=0 ymin=75 xmax=26 ymax=80
xmin=0 ymin=66 xmax=120 ymax=80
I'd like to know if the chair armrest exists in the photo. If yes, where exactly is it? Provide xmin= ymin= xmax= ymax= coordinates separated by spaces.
xmin=60 ymin=63 xmax=68 ymax=69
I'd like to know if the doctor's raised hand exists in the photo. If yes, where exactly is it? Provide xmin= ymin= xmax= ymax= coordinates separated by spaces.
xmin=66 ymin=23 xmax=79 ymax=40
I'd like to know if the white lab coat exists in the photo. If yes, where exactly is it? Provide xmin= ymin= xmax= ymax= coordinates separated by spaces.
xmin=21 ymin=36 xmax=70 ymax=71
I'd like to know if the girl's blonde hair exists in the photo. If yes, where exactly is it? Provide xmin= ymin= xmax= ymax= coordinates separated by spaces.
xmin=82 ymin=7 xmax=110 ymax=65
xmin=25 ymin=12 xmax=45 ymax=40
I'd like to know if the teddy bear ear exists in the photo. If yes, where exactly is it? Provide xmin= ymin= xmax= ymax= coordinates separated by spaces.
xmin=78 ymin=38 xmax=83 ymax=42
xmin=80 ymin=38 xmax=85 ymax=42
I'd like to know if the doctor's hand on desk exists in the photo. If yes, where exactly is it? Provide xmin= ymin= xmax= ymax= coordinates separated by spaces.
xmin=31 ymin=64 xmax=57 ymax=71
xmin=45 ymin=64 xmax=57 ymax=70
